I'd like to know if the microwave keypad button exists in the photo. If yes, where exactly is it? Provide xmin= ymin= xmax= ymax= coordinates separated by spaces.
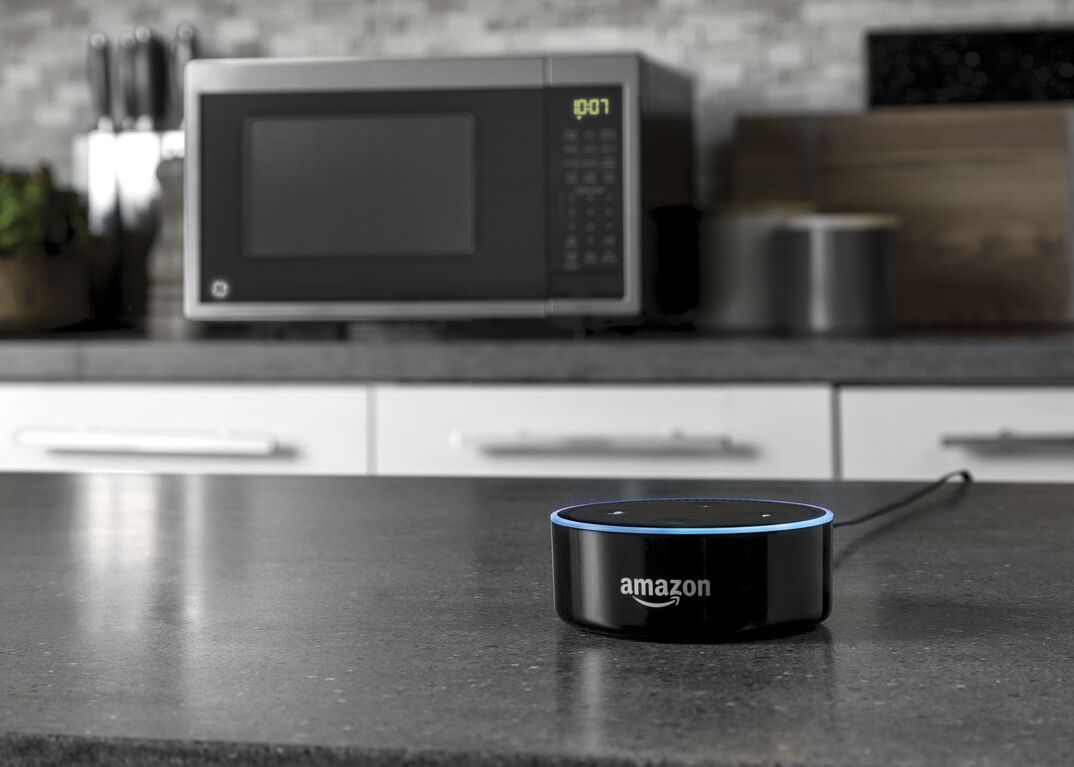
xmin=583 ymin=250 xmax=598 ymax=264
xmin=581 ymin=158 xmax=600 ymax=169
xmin=601 ymin=250 xmax=618 ymax=264
xmin=599 ymin=128 xmax=618 ymax=141
xmin=565 ymin=235 xmax=579 ymax=248
xmin=602 ymin=234 xmax=617 ymax=247
xmin=562 ymin=144 xmax=579 ymax=155
xmin=583 ymin=130 xmax=596 ymax=140
xmin=582 ymin=171 xmax=599 ymax=185
xmin=600 ymin=157 xmax=617 ymax=169
xmin=599 ymin=143 xmax=617 ymax=154
xmin=564 ymin=171 xmax=579 ymax=185
xmin=582 ymin=144 xmax=597 ymax=155
xmin=601 ymin=172 xmax=616 ymax=184
xmin=562 ymin=129 xmax=579 ymax=142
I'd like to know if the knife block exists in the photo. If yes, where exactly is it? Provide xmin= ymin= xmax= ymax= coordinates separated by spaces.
xmin=71 ymin=129 xmax=184 ymax=330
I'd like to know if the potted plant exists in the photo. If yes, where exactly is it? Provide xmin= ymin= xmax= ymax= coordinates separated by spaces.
xmin=0 ymin=165 xmax=93 ymax=332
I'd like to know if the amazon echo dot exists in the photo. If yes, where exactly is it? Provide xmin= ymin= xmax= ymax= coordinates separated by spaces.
xmin=550 ymin=498 xmax=832 ymax=641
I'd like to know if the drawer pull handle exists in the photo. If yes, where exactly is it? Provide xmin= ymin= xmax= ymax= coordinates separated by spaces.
xmin=450 ymin=430 xmax=753 ymax=458
xmin=15 ymin=427 xmax=278 ymax=457
xmin=941 ymin=430 xmax=1074 ymax=455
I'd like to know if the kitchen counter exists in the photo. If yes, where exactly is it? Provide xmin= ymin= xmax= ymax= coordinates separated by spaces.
xmin=3 ymin=332 xmax=1074 ymax=383
xmin=0 ymin=472 xmax=1071 ymax=766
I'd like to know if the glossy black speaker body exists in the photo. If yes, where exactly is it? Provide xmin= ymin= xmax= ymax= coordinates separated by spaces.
xmin=551 ymin=498 xmax=832 ymax=641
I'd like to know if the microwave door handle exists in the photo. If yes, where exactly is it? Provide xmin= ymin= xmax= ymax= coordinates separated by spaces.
xmin=451 ymin=430 xmax=749 ymax=458
xmin=15 ymin=427 xmax=278 ymax=457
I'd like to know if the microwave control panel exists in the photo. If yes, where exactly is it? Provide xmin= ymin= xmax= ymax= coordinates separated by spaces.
xmin=546 ymin=86 xmax=624 ymax=299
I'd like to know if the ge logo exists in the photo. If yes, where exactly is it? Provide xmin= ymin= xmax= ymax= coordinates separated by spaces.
xmin=210 ymin=279 xmax=230 ymax=300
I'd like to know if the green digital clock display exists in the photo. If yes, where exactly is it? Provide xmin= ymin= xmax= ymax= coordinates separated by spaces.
xmin=573 ymin=96 xmax=611 ymax=121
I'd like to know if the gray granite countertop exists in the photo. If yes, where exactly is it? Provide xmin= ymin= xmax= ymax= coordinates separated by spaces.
xmin=0 ymin=472 xmax=1071 ymax=766
xmin=3 ymin=332 xmax=1074 ymax=383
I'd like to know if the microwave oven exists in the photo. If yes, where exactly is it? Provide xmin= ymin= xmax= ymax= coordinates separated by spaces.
xmin=184 ymin=53 xmax=696 ymax=321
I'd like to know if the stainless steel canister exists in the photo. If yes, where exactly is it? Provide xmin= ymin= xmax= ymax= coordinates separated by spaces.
xmin=696 ymin=205 xmax=813 ymax=333
xmin=774 ymin=214 xmax=899 ymax=335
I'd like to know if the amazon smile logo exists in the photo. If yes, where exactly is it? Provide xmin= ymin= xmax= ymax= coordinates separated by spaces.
xmin=619 ymin=577 xmax=711 ymax=608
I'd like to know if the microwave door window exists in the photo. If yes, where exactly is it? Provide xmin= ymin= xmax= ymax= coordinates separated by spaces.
xmin=200 ymin=87 xmax=546 ymax=303
xmin=244 ymin=115 xmax=475 ymax=257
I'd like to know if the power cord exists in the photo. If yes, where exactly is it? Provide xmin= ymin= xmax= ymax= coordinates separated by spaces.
xmin=832 ymin=469 xmax=974 ymax=529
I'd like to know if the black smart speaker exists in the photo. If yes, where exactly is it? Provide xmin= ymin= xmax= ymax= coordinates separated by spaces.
xmin=551 ymin=498 xmax=833 ymax=641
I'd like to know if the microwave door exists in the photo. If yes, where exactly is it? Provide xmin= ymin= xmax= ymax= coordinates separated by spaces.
xmin=196 ymin=87 xmax=548 ymax=314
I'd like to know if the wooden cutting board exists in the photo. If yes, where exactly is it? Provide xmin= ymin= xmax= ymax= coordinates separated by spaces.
xmin=728 ymin=105 xmax=1074 ymax=327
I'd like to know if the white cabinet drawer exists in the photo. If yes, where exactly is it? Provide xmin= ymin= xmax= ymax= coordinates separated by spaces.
xmin=374 ymin=385 xmax=833 ymax=479
xmin=841 ymin=387 xmax=1074 ymax=482
xmin=0 ymin=384 xmax=369 ymax=475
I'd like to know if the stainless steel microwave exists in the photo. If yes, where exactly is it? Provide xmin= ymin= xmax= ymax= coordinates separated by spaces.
xmin=184 ymin=53 xmax=695 ymax=321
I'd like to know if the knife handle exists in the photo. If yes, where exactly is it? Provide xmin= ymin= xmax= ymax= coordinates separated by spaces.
xmin=133 ymin=25 xmax=170 ymax=129
xmin=171 ymin=22 xmax=199 ymax=126
xmin=117 ymin=32 xmax=137 ymax=129
xmin=87 ymin=31 xmax=112 ymax=130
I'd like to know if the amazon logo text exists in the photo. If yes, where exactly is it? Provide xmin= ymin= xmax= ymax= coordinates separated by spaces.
xmin=619 ymin=577 xmax=711 ymax=608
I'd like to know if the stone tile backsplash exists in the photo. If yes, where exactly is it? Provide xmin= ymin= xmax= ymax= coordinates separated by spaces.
xmin=3 ymin=0 xmax=1074 ymax=205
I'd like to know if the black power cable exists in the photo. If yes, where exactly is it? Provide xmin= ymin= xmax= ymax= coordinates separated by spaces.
xmin=832 ymin=469 xmax=974 ymax=529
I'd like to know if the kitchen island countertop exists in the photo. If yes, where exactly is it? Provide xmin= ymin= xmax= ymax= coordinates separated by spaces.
xmin=0 ymin=472 xmax=1072 ymax=766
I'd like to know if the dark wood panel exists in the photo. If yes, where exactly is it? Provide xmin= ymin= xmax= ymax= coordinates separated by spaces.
xmin=729 ymin=106 xmax=1072 ymax=327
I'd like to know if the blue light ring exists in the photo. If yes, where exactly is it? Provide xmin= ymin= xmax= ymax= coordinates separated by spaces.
xmin=550 ymin=497 xmax=834 ymax=535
